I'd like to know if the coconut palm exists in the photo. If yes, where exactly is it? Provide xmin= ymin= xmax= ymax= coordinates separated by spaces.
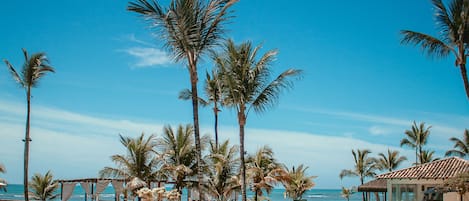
xmin=282 ymin=164 xmax=316 ymax=201
xmin=401 ymin=0 xmax=469 ymax=101
xmin=29 ymin=171 xmax=58 ymax=201
xmin=158 ymin=124 xmax=209 ymax=194
xmin=446 ymin=129 xmax=469 ymax=158
xmin=340 ymin=149 xmax=377 ymax=201
xmin=100 ymin=133 xmax=163 ymax=187
xmin=4 ymin=49 xmax=55 ymax=201
xmin=246 ymin=145 xmax=289 ymax=201
xmin=215 ymin=39 xmax=302 ymax=201
xmin=179 ymin=70 xmax=224 ymax=148
xmin=341 ymin=187 xmax=354 ymax=201
xmin=400 ymin=121 xmax=431 ymax=165
xmin=127 ymin=1 xmax=237 ymax=198
xmin=0 ymin=164 xmax=6 ymax=192
xmin=205 ymin=140 xmax=240 ymax=201
xmin=420 ymin=150 xmax=440 ymax=164
xmin=376 ymin=149 xmax=407 ymax=172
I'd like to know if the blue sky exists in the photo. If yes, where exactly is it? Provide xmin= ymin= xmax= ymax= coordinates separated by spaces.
xmin=0 ymin=0 xmax=468 ymax=189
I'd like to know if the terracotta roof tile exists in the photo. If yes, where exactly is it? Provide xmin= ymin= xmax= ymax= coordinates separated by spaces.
xmin=376 ymin=157 xmax=469 ymax=180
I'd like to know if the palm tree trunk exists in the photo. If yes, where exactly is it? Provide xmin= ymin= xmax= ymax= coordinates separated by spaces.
xmin=238 ymin=108 xmax=247 ymax=201
xmin=188 ymin=61 xmax=203 ymax=201
xmin=459 ymin=63 xmax=469 ymax=101
xmin=254 ymin=191 xmax=258 ymax=201
xmin=214 ymin=103 xmax=219 ymax=149
xmin=415 ymin=148 xmax=418 ymax=165
xmin=24 ymin=88 xmax=31 ymax=201
xmin=360 ymin=177 xmax=365 ymax=201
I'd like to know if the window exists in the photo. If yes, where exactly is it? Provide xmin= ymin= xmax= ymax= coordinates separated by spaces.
xmin=391 ymin=184 xmax=417 ymax=201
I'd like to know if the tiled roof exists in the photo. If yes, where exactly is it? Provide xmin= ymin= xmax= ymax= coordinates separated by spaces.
xmin=377 ymin=157 xmax=469 ymax=180
xmin=358 ymin=179 xmax=387 ymax=192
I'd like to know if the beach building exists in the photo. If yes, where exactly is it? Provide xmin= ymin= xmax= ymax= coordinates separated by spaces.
xmin=368 ymin=157 xmax=469 ymax=201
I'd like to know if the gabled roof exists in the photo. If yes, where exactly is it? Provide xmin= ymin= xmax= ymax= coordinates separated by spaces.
xmin=377 ymin=157 xmax=469 ymax=180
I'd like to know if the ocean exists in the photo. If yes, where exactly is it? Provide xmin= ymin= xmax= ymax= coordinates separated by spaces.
xmin=0 ymin=184 xmax=362 ymax=201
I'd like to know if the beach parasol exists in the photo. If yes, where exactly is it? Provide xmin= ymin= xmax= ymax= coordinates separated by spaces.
xmin=126 ymin=177 xmax=147 ymax=192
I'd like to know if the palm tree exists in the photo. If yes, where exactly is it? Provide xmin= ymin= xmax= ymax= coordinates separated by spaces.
xmin=376 ymin=149 xmax=407 ymax=172
xmin=100 ymin=133 xmax=163 ymax=187
xmin=127 ymin=1 xmax=237 ymax=198
xmin=400 ymin=121 xmax=431 ymax=165
xmin=340 ymin=149 xmax=377 ymax=201
xmin=0 ymin=164 xmax=6 ymax=192
xmin=341 ymin=187 xmax=354 ymax=201
xmin=4 ymin=48 xmax=55 ymax=201
xmin=158 ymin=124 xmax=208 ymax=194
xmin=446 ymin=129 xmax=469 ymax=158
xmin=282 ymin=164 xmax=316 ymax=201
xmin=179 ymin=70 xmax=224 ymax=148
xmin=215 ymin=39 xmax=302 ymax=201
xmin=419 ymin=150 xmax=440 ymax=164
xmin=205 ymin=140 xmax=240 ymax=201
xmin=400 ymin=0 xmax=469 ymax=101
xmin=29 ymin=171 xmax=58 ymax=201
xmin=246 ymin=145 xmax=289 ymax=201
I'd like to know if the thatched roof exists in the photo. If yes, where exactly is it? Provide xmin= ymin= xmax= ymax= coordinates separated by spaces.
xmin=358 ymin=179 xmax=387 ymax=192
xmin=377 ymin=157 xmax=469 ymax=180
xmin=56 ymin=178 xmax=126 ymax=183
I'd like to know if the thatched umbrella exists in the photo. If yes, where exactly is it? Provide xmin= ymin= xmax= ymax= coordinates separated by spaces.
xmin=126 ymin=177 xmax=147 ymax=192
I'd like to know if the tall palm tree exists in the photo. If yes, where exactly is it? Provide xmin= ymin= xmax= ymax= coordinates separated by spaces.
xmin=400 ymin=121 xmax=431 ymax=165
xmin=179 ymin=70 xmax=224 ymax=148
xmin=246 ymin=145 xmax=289 ymax=201
xmin=340 ymin=149 xmax=377 ymax=201
xmin=400 ymin=0 xmax=469 ymax=101
xmin=215 ymin=39 xmax=302 ymax=201
xmin=446 ymin=129 xmax=469 ymax=158
xmin=205 ymin=140 xmax=240 ymax=201
xmin=419 ymin=150 xmax=440 ymax=164
xmin=0 ymin=164 xmax=6 ymax=192
xmin=100 ymin=133 xmax=163 ymax=186
xmin=127 ymin=1 xmax=237 ymax=198
xmin=376 ymin=149 xmax=407 ymax=172
xmin=4 ymin=49 xmax=55 ymax=201
xmin=29 ymin=171 xmax=58 ymax=201
xmin=282 ymin=164 xmax=316 ymax=201
xmin=158 ymin=124 xmax=209 ymax=194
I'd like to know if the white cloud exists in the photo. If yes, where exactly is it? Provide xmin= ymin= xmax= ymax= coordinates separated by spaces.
xmin=123 ymin=47 xmax=172 ymax=67
xmin=368 ymin=126 xmax=390 ymax=136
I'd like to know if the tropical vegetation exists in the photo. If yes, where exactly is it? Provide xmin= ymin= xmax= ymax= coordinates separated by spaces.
xmin=400 ymin=0 xmax=469 ymax=101
xmin=214 ymin=39 xmax=302 ymax=201
xmin=446 ymin=129 xmax=469 ymax=158
xmin=204 ymin=140 xmax=240 ymax=201
xmin=157 ymin=124 xmax=207 ymax=194
xmin=282 ymin=164 xmax=316 ymax=201
xmin=400 ymin=121 xmax=431 ymax=165
xmin=28 ymin=171 xmax=58 ymax=201
xmin=246 ymin=145 xmax=287 ymax=201
xmin=127 ymin=1 xmax=237 ymax=198
xmin=419 ymin=149 xmax=440 ymax=164
xmin=341 ymin=187 xmax=354 ymax=201
xmin=340 ymin=149 xmax=377 ymax=201
xmin=4 ymin=48 xmax=55 ymax=201
xmin=100 ymin=133 xmax=162 ymax=187
xmin=0 ymin=163 xmax=6 ymax=192
xmin=179 ymin=70 xmax=224 ymax=148
xmin=376 ymin=149 xmax=407 ymax=172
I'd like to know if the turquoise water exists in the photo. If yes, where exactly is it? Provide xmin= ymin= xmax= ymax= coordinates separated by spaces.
xmin=0 ymin=184 xmax=362 ymax=201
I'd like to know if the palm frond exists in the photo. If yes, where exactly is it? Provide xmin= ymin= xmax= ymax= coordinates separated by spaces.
xmin=251 ymin=69 xmax=302 ymax=114
xmin=4 ymin=59 xmax=24 ymax=87
xmin=401 ymin=30 xmax=454 ymax=58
